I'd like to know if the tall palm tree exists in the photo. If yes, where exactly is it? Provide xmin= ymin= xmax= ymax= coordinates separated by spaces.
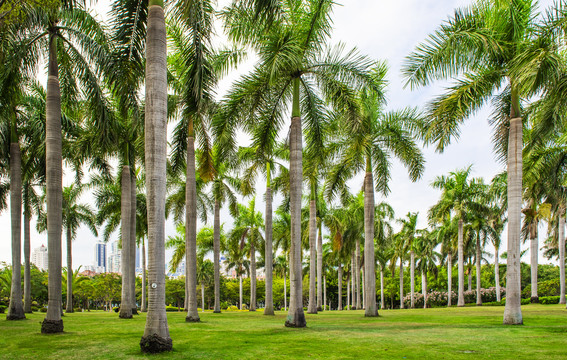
xmin=273 ymin=254 xmax=288 ymax=311
xmin=430 ymin=166 xmax=486 ymax=307
xmin=398 ymin=212 xmax=419 ymax=309
xmin=273 ymin=209 xmax=291 ymax=311
xmin=488 ymin=173 xmax=507 ymax=302
xmin=39 ymin=183 xmax=97 ymax=313
xmin=224 ymin=237 xmax=250 ymax=311
xmin=223 ymin=0 xmax=378 ymax=327
xmin=434 ymin=215 xmax=457 ymax=306
xmin=230 ymin=197 xmax=264 ymax=311
xmin=325 ymin=71 xmax=425 ymax=316
xmin=415 ymin=229 xmax=440 ymax=309
xmin=196 ymin=258 xmax=214 ymax=312
xmin=140 ymin=0 xmax=171 ymax=352
xmin=403 ymin=0 xmax=562 ymax=324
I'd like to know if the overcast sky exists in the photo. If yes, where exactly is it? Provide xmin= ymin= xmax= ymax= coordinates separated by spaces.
xmin=0 ymin=0 xmax=559 ymax=269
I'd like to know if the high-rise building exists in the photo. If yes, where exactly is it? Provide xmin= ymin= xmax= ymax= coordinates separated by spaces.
xmin=94 ymin=242 xmax=106 ymax=273
xmin=135 ymin=246 xmax=141 ymax=273
xmin=31 ymin=244 xmax=48 ymax=271
xmin=107 ymin=241 xmax=121 ymax=274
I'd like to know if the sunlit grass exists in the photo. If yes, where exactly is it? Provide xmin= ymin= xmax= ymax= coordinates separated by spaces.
xmin=1 ymin=304 xmax=566 ymax=359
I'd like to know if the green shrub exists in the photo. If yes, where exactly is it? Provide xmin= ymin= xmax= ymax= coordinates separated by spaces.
xmin=0 ymin=305 xmax=6 ymax=313
xmin=165 ymin=305 xmax=181 ymax=312
xmin=31 ymin=306 xmax=39 ymax=312
xmin=521 ymin=298 xmax=530 ymax=305
xmin=226 ymin=305 xmax=240 ymax=311
xmin=540 ymin=296 xmax=560 ymax=305
xmin=40 ymin=307 xmax=47 ymax=313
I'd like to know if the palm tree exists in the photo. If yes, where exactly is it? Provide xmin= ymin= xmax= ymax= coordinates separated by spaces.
xmin=273 ymin=254 xmax=288 ymax=311
xmin=374 ymin=204 xmax=394 ymax=310
xmin=403 ymin=0 xmax=562 ymax=324
xmin=273 ymin=209 xmax=291 ymax=311
xmin=398 ymin=212 xmax=419 ymax=309
xmin=488 ymin=173 xmax=507 ymax=302
xmin=140 ymin=0 xmax=171 ymax=352
xmin=415 ymin=229 xmax=440 ymax=309
xmin=223 ymin=0 xmax=378 ymax=327
xmin=12 ymin=0 xmax=108 ymax=332
xmin=325 ymin=70 xmax=425 ymax=316
xmin=230 ymin=197 xmax=264 ymax=311
xmin=433 ymin=215 xmax=457 ymax=306
xmin=430 ymin=166 xmax=486 ymax=307
xmin=196 ymin=258 xmax=214 ymax=312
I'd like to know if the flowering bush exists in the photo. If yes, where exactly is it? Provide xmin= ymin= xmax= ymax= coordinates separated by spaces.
xmin=403 ymin=287 xmax=505 ymax=308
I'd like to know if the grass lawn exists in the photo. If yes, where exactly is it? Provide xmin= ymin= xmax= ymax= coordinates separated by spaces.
xmin=1 ymin=304 xmax=566 ymax=359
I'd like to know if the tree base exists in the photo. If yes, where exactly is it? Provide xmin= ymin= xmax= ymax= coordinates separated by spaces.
xmin=66 ymin=309 xmax=74 ymax=313
xmin=7 ymin=306 xmax=26 ymax=320
xmin=263 ymin=309 xmax=275 ymax=316
xmin=140 ymin=334 xmax=172 ymax=353
xmin=41 ymin=319 xmax=64 ymax=333
xmin=284 ymin=312 xmax=306 ymax=328
xmin=213 ymin=310 xmax=221 ymax=314
xmin=307 ymin=310 xmax=317 ymax=314
xmin=316 ymin=306 xmax=322 ymax=311
xmin=530 ymin=296 xmax=539 ymax=304
xmin=119 ymin=310 xmax=133 ymax=319
xmin=476 ymin=303 xmax=482 ymax=306
xmin=185 ymin=315 xmax=200 ymax=323
xmin=132 ymin=308 xmax=139 ymax=315
xmin=364 ymin=310 xmax=379 ymax=317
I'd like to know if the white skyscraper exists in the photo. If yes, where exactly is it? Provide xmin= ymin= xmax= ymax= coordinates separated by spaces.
xmin=94 ymin=242 xmax=107 ymax=273
xmin=107 ymin=241 xmax=121 ymax=274
xmin=31 ymin=244 xmax=48 ymax=271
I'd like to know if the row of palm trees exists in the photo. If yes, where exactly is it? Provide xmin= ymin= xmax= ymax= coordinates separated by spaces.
xmin=2 ymin=0 xmax=567 ymax=353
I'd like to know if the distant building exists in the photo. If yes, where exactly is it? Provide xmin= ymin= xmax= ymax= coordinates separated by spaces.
xmin=107 ymin=241 xmax=121 ymax=274
xmin=135 ymin=246 xmax=141 ymax=273
xmin=167 ymin=260 xmax=185 ymax=278
xmin=31 ymin=244 xmax=48 ymax=271
xmin=94 ymin=242 xmax=106 ymax=273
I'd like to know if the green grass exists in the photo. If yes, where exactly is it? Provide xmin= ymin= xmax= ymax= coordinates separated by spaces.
xmin=1 ymin=305 xmax=566 ymax=359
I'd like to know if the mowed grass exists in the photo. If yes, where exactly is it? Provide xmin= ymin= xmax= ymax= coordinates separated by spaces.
xmin=1 ymin=305 xmax=566 ymax=359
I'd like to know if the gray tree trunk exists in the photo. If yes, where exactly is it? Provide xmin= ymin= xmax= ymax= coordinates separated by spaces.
xmin=119 ymin=165 xmax=133 ymax=319
xmin=42 ymin=34 xmax=63 ymax=333
xmin=351 ymin=252 xmax=355 ymax=309
xmin=338 ymin=262 xmax=343 ymax=310
xmin=530 ymin=226 xmax=538 ymax=303
xmin=323 ymin=275 xmax=326 ymax=311
xmin=250 ymin=242 xmax=257 ymax=311
xmin=422 ymin=271 xmax=427 ymax=309
xmin=141 ymin=237 xmax=147 ymax=312
xmin=476 ymin=235 xmax=482 ymax=306
xmin=559 ymin=213 xmax=566 ymax=305
xmin=8 ymin=142 xmax=24 ymax=320
xmin=399 ymin=258 xmax=404 ymax=309
xmin=317 ymin=225 xmax=323 ymax=311
xmin=201 ymin=283 xmax=205 ymax=312
xmin=457 ymin=219 xmax=465 ymax=307
xmin=140 ymin=4 xmax=172 ymax=352
xmin=239 ymin=274 xmax=243 ymax=310
xmin=66 ymin=226 xmax=73 ymax=313
xmin=264 ymin=186 xmax=274 ymax=315
xmin=130 ymin=167 xmax=137 ymax=314
xmin=285 ymin=99 xmax=305 ymax=327
xmin=186 ymin=134 xmax=200 ymax=322
xmin=346 ymin=275 xmax=350 ymax=309
xmin=24 ymin=208 xmax=31 ymax=313
xmin=307 ymin=199 xmax=317 ymax=314
xmin=364 ymin=171 xmax=378 ymax=316
xmin=380 ymin=268 xmax=385 ymax=310
xmin=447 ymin=253 xmax=452 ymax=307
xmin=355 ymin=239 xmax=361 ymax=310
xmin=283 ymin=271 xmax=287 ymax=311
xmin=410 ymin=250 xmax=415 ymax=309
xmin=495 ymin=247 xmax=501 ymax=302
xmin=362 ymin=265 xmax=365 ymax=310
xmin=213 ymin=199 xmax=221 ymax=313
xmin=503 ymin=117 xmax=523 ymax=325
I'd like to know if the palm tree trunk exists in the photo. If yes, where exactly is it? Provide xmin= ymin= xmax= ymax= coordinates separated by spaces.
xmin=285 ymin=78 xmax=306 ymax=328
xmin=410 ymin=250 xmax=415 ymax=309
xmin=503 ymin=116 xmax=523 ymax=325
xmin=380 ymin=268 xmax=385 ymax=310
xmin=264 ymin=183 xmax=274 ymax=315
xmin=457 ymin=219 xmax=465 ymax=307
xmin=141 ymin=236 xmax=147 ymax=312
xmin=201 ymin=283 xmax=205 ymax=312
xmin=130 ymin=167 xmax=137 ymax=314
xmin=307 ymin=199 xmax=317 ymax=314
xmin=495 ymin=247 xmax=500 ymax=302
xmin=323 ymin=275 xmax=326 ymax=311
xmin=119 ymin=165 xmax=133 ymax=319
xmin=239 ymin=274 xmax=243 ymax=310
xmin=468 ymin=259 xmax=472 ymax=292
xmin=283 ymin=270 xmax=287 ymax=311
xmin=364 ymin=168 xmax=378 ymax=316
xmin=317 ymin=225 xmax=323 ymax=311
xmin=351 ymin=252 xmax=355 ymax=309
xmin=530 ymin=225 xmax=538 ymax=303
xmin=346 ymin=274 xmax=350 ymax=309
xmin=24 ymin=207 xmax=31 ymax=313
xmin=185 ymin=130 xmax=200 ymax=322
xmin=213 ymin=199 xmax=221 ymax=313
xmin=7 ymin=142 xmax=24 ymax=320
xmin=338 ymin=262 xmax=343 ymax=310
xmin=422 ymin=271 xmax=427 ymax=309
xmin=559 ymin=211 xmax=566 ymax=305
xmin=399 ymin=258 xmax=404 ymax=309
xmin=140 ymin=3 xmax=172 ymax=352
xmin=447 ymin=253 xmax=452 ymax=307
xmin=66 ymin=226 xmax=73 ymax=313
xmin=42 ymin=33 xmax=63 ymax=333
xmin=250 ymin=242 xmax=257 ymax=311
xmin=355 ymin=239 xmax=361 ymax=310
xmin=476 ymin=234 xmax=482 ymax=306
xmin=362 ymin=265 xmax=365 ymax=310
